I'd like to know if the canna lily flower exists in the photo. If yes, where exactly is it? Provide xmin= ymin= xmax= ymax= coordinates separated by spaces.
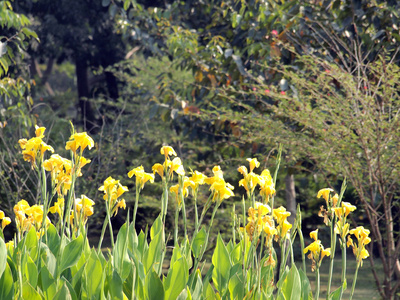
xmin=348 ymin=226 xmax=371 ymax=266
xmin=128 ymin=166 xmax=155 ymax=190
xmin=152 ymin=163 xmax=164 ymax=179
xmin=273 ymin=206 xmax=291 ymax=224
xmin=317 ymin=188 xmax=334 ymax=206
xmin=168 ymin=157 xmax=185 ymax=177
xmin=259 ymin=169 xmax=275 ymax=202
xmin=18 ymin=126 xmax=54 ymax=168
xmin=1 ymin=216 xmax=11 ymax=230
xmin=65 ymin=132 xmax=94 ymax=154
xmin=160 ymin=146 xmax=177 ymax=161
xmin=246 ymin=158 xmax=260 ymax=172
xmin=99 ymin=176 xmax=128 ymax=214
xmin=49 ymin=197 xmax=65 ymax=217
xmin=310 ymin=229 xmax=318 ymax=241
xmin=188 ymin=170 xmax=208 ymax=194
xmin=113 ymin=199 xmax=126 ymax=216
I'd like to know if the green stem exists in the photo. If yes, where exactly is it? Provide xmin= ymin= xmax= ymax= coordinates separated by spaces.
xmin=339 ymin=243 xmax=347 ymax=299
xmin=349 ymin=262 xmax=360 ymax=300
xmin=97 ymin=214 xmax=108 ymax=253
xmin=232 ymin=204 xmax=236 ymax=243
xmin=133 ymin=185 xmax=139 ymax=228
xmin=316 ymin=266 xmax=321 ymax=300
xmin=279 ymin=239 xmax=287 ymax=279
xmin=174 ymin=205 xmax=179 ymax=246
xmin=327 ymin=219 xmax=337 ymax=299
xmin=179 ymin=177 xmax=187 ymax=239
xmin=194 ymin=190 xmax=199 ymax=236
xmin=106 ymin=204 xmax=115 ymax=248
xmin=162 ymin=177 xmax=169 ymax=226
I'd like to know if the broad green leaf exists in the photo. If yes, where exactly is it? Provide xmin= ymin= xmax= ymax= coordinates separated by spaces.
xmin=25 ymin=226 xmax=38 ymax=260
xmin=145 ymin=267 xmax=164 ymax=300
xmin=177 ymin=287 xmax=192 ymax=300
xmin=191 ymin=227 xmax=206 ymax=258
xmin=329 ymin=280 xmax=347 ymax=300
xmin=212 ymin=234 xmax=232 ymax=295
xmin=228 ymin=273 xmax=244 ymax=300
xmin=182 ymin=238 xmax=193 ymax=269
xmin=114 ymin=223 xmax=131 ymax=280
xmin=60 ymin=234 xmax=84 ymax=273
xmin=64 ymin=279 xmax=78 ymax=300
xmin=84 ymin=250 xmax=103 ymax=298
xmin=137 ymin=230 xmax=148 ymax=259
xmin=25 ymin=255 xmax=38 ymax=288
xmin=46 ymin=223 xmax=60 ymax=255
xmin=205 ymin=283 xmax=216 ymax=300
xmin=143 ymin=231 xmax=162 ymax=274
xmin=191 ymin=269 xmax=203 ymax=300
xmin=0 ymin=262 xmax=13 ymax=300
xmin=0 ymin=238 xmax=6 ymax=278
xmin=230 ymin=242 xmax=241 ymax=264
xmin=281 ymin=264 xmax=301 ymax=300
xmin=164 ymin=257 xmax=189 ymax=300
xmin=109 ymin=270 xmax=124 ymax=300
xmin=53 ymin=282 xmax=72 ymax=300
xmin=150 ymin=215 xmax=163 ymax=240
xmin=298 ymin=268 xmax=312 ymax=300
xmin=41 ymin=246 xmax=56 ymax=278
xmin=170 ymin=246 xmax=182 ymax=268
xmin=22 ymin=282 xmax=42 ymax=300
xmin=39 ymin=265 xmax=57 ymax=300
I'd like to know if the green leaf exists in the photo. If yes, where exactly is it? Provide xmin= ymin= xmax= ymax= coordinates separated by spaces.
xmin=329 ymin=280 xmax=346 ymax=300
xmin=191 ymin=269 xmax=203 ymax=300
xmin=191 ymin=227 xmax=206 ymax=258
xmin=46 ymin=223 xmax=60 ymax=255
xmin=0 ymin=262 xmax=14 ymax=300
xmin=25 ymin=255 xmax=38 ymax=288
xmin=137 ymin=230 xmax=148 ymax=259
xmin=150 ymin=215 xmax=163 ymax=240
xmin=109 ymin=270 xmax=124 ymax=300
xmin=146 ymin=267 xmax=164 ymax=300
xmin=53 ymin=282 xmax=72 ymax=300
xmin=143 ymin=231 xmax=162 ymax=274
xmin=228 ymin=272 xmax=244 ymax=300
xmin=212 ymin=234 xmax=232 ymax=295
xmin=176 ymin=287 xmax=192 ymax=300
xmin=60 ymin=234 xmax=84 ymax=273
xmin=281 ymin=264 xmax=301 ymax=300
xmin=298 ymin=268 xmax=312 ymax=300
xmin=114 ymin=222 xmax=131 ymax=280
xmin=0 ymin=238 xmax=6 ymax=278
xmin=39 ymin=265 xmax=57 ymax=300
xmin=85 ymin=250 xmax=103 ymax=298
xmin=25 ymin=226 xmax=38 ymax=260
xmin=164 ymin=257 xmax=189 ymax=300
xmin=22 ymin=282 xmax=42 ymax=300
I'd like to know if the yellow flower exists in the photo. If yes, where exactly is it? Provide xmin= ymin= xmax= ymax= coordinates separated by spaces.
xmin=321 ymin=248 xmax=331 ymax=260
xmin=188 ymin=170 xmax=207 ymax=193
xmin=332 ymin=194 xmax=339 ymax=207
xmin=310 ymin=229 xmax=318 ymax=241
xmin=0 ymin=210 xmax=4 ymax=219
xmin=304 ymin=240 xmax=321 ymax=255
xmin=341 ymin=201 xmax=357 ymax=217
xmin=99 ymin=176 xmax=128 ymax=205
xmin=280 ymin=220 xmax=292 ymax=238
xmin=75 ymin=195 xmax=95 ymax=217
xmin=273 ymin=206 xmax=291 ymax=224
xmin=317 ymin=188 xmax=334 ymax=204
xmin=169 ymin=157 xmax=185 ymax=177
xmin=349 ymin=226 xmax=370 ymax=245
xmin=359 ymin=248 xmax=369 ymax=260
xmin=113 ymin=199 xmax=126 ymax=216
xmin=152 ymin=163 xmax=164 ymax=179
xmin=259 ymin=169 xmax=275 ymax=201
xmin=128 ymin=166 xmax=155 ymax=190
xmin=246 ymin=158 xmax=260 ymax=172
xmin=160 ymin=146 xmax=177 ymax=160
xmin=35 ymin=125 xmax=46 ymax=138
xmin=1 ymin=217 xmax=11 ymax=230
xmin=65 ymin=132 xmax=94 ymax=154
xmin=18 ymin=129 xmax=54 ymax=168
xmin=49 ymin=197 xmax=65 ymax=216
xmin=254 ymin=202 xmax=271 ymax=215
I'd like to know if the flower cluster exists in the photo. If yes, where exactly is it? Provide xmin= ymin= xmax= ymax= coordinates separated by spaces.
xmin=18 ymin=125 xmax=54 ymax=168
xmin=273 ymin=206 xmax=292 ymax=243
xmin=14 ymin=200 xmax=51 ymax=237
xmin=242 ymin=202 xmax=275 ymax=241
xmin=238 ymin=158 xmax=275 ymax=202
xmin=128 ymin=165 xmax=155 ymax=190
xmin=347 ymin=226 xmax=371 ymax=266
xmin=99 ymin=176 xmax=128 ymax=216
xmin=152 ymin=146 xmax=185 ymax=180
xmin=205 ymin=166 xmax=234 ymax=203
xmin=304 ymin=229 xmax=331 ymax=272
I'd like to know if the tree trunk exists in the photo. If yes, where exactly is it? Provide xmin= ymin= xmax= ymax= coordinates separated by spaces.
xmin=285 ymin=172 xmax=296 ymax=225
xmin=75 ymin=56 xmax=95 ymax=131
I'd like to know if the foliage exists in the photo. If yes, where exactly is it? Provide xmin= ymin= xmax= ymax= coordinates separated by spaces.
xmin=0 ymin=127 xmax=372 ymax=300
